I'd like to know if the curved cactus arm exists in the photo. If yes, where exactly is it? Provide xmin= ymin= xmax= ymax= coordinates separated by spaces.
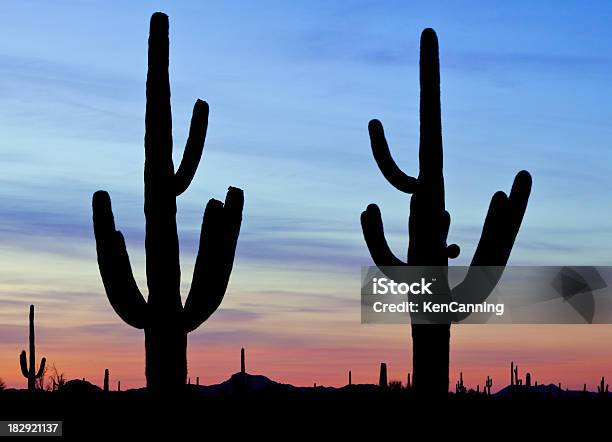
xmin=472 ymin=170 xmax=532 ymax=266
xmin=360 ymin=204 xmax=405 ymax=267
xmin=92 ymin=191 xmax=147 ymax=329
xmin=367 ymin=119 xmax=418 ymax=194
xmin=184 ymin=187 xmax=244 ymax=332
xmin=175 ymin=99 xmax=209 ymax=196
xmin=35 ymin=357 xmax=46 ymax=379
xmin=19 ymin=350 xmax=29 ymax=378
xmin=500 ymin=170 xmax=532 ymax=259
xmin=451 ymin=171 xmax=532 ymax=312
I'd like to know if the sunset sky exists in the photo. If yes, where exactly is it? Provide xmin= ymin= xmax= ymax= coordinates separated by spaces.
xmin=1 ymin=1 xmax=612 ymax=390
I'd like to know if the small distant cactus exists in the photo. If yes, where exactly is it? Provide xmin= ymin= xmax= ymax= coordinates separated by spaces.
xmin=19 ymin=305 xmax=46 ymax=391
xmin=196 ymin=376 xmax=199 ymax=386
xmin=389 ymin=380 xmax=403 ymax=390
xmin=525 ymin=372 xmax=531 ymax=388
xmin=241 ymin=348 xmax=246 ymax=374
xmin=118 ymin=380 xmax=121 ymax=392
xmin=511 ymin=362 xmax=522 ymax=387
xmin=485 ymin=376 xmax=492 ymax=396
xmin=104 ymin=368 xmax=109 ymax=392
xmin=349 ymin=370 xmax=352 ymax=386
xmin=455 ymin=371 xmax=466 ymax=394
xmin=597 ymin=377 xmax=609 ymax=395
xmin=379 ymin=363 xmax=388 ymax=388
xmin=407 ymin=372 xmax=411 ymax=389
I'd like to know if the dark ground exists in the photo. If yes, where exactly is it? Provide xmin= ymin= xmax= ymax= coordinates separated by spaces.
xmin=0 ymin=380 xmax=610 ymax=438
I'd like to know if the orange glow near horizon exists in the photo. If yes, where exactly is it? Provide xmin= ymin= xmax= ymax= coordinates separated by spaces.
xmin=2 ymin=306 xmax=612 ymax=391
xmin=1 ymin=248 xmax=612 ymax=391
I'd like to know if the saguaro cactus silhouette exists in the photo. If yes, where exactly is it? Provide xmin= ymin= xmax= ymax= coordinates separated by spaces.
xmin=104 ymin=369 xmax=109 ymax=392
xmin=92 ymin=12 xmax=243 ymax=391
xmin=361 ymin=29 xmax=531 ymax=395
xmin=597 ymin=376 xmax=609 ymax=395
xmin=20 ymin=305 xmax=46 ymax=391
xmin=455 ymin=372 xmax=466 ymax=394
xmin=379 ymin=363 xmax=388 ymax=388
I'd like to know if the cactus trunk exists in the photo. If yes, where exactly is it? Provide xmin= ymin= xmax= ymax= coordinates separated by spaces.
xmin=412 ymin=325 xmax=449 ymax=394
xmin=28 ymin=305 xmax=36 ymax=390
xmin=144 ymin=327 xmax=187 ymax=389
xmin=92 ymin=13 xmax=243 ymax=393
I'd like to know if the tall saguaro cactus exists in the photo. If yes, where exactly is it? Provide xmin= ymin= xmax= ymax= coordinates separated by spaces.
xmin=92 ymin=12 xmax=243 ymax=392
xmin=361 ymin=29 xmax=531 ymax=395
xmin=20 ymin=305 xmax=46 ymax=391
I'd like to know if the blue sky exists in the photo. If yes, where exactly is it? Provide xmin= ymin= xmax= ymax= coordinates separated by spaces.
xmin=1 ymin=1 xmax=612 ymax=387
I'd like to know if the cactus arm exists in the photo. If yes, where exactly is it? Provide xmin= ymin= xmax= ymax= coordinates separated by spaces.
xmin=175 ymin=99 xmax=209 ymax=196
xmin=184 ymin=187 xmax=244 ymax=332
xmin=498 ymin=170 xmax=532 ymax=260
xmin=92 ymin=191 xmax=147 ymax=329
xmin=367 ymin=119 xmax=418 ymax=194
xmin=451 ymin=171 xmax=532 ymax=316
xmin=473 ymin=171 xmax=531 ymax=266
xmin=19 ymin=350 xmax=29 ymax=378
xmin=360 ymin=204 xmax=405 ymax=267
xmin=35 ymin=357 xmax=46 ymax=379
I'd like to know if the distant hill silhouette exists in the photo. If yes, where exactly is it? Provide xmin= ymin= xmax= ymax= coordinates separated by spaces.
xmin=4 ymin=372 xmax=605 ymax=399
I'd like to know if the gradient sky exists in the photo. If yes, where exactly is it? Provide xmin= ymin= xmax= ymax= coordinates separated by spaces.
xmin=1 ymin=0 xmax=612 ymax=390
